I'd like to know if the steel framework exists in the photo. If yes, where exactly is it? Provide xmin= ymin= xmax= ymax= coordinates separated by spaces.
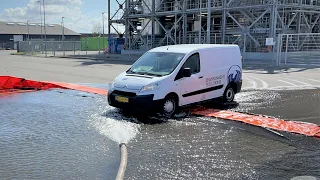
xmin=108 ymin=0 xmax=320 ymax=52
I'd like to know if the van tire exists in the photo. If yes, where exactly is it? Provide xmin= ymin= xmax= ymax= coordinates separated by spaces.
xmin=161 ymin=95 xmax=177 ymax=118
xmin=223 ymin=85 xmax=235 ymax=103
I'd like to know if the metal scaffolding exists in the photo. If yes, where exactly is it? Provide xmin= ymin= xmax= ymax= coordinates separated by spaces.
xmin=108 ymin=0 xmax=320 ymax=53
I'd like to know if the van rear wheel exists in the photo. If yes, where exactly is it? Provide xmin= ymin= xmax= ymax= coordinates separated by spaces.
xmin=162 ymin=95 xmax=177 ymax=118
xmin=223 ymin=85 xmax=235 ymax=103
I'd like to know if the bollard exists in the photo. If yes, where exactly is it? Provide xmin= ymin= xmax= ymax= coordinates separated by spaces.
xmin=116 ymin=143 xmax=128 ymax=180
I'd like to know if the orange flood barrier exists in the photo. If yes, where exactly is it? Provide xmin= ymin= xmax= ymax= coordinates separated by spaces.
xmin=0 ymin=76 xmax=66 ymax=92
xmin=0 ymin=76 xmax=108 ymax=95
xmin=50 ymin=82 xmax=109 ymax=95
xmin=192 ymin=108 xmax=320 ymax=138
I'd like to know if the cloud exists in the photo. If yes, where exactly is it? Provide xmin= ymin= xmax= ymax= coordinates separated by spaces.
xmin=0 ymin=0 xmax=125 ymax=33
xmin=29 ymin=0 xmax=83 ymax=6
xmin=0 ymin=0 xmax=96 ymax=33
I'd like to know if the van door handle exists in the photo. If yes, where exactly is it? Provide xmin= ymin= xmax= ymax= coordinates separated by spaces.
xmin=198 ymin=76 xmax=203 ymax=79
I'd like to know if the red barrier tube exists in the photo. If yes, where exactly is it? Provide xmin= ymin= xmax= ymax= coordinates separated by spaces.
xmin=50 ymin=82 xmax=109 ymax=95
xmin=0 ymin=76 xmax=108 ymax=95
xmin=192 ymin=108 xmax=320 ymax=138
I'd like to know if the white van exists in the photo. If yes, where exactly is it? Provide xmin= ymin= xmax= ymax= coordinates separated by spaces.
xmin=108 ymin=44 xmax=242 ymax=116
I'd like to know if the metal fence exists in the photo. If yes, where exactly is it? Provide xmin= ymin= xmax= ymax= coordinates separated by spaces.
xmin=0 ymin=42 xmax=14 ymax=50
xmin=276 ymin=33 xmax=320 ymax=66
xmin=18 ymin=40 xmax=82 ymax=56
xmin=13 ymin=34 xmax=320 ymax=67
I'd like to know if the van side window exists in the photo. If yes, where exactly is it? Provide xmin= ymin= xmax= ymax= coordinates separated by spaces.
xmin=175 ymin=53 xmax=200 ymax=80
xmin=182 ymin=53 xmax=200 ymax=74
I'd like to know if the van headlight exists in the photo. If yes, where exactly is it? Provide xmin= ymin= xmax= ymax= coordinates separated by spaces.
xmin=140 ymin=82 xmax=160 ymax=92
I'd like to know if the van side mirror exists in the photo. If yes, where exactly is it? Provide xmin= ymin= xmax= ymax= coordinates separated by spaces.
xmin=182 ymin=68 xmax=192 ymax=77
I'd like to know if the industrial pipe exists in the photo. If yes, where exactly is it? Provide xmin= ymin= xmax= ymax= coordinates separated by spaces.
xmin=116 ymin=143 xmax=128 ymax=180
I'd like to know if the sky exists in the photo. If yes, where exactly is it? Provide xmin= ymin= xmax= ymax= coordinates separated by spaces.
xmin=0 ymin=0 xmax=125 ymax=33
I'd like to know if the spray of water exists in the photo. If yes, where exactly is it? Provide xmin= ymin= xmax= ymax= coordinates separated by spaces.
xmin=89 ymin=106 xmax=140 ymax=144
xmin=234 ymin=90 xmax=280 ymax=111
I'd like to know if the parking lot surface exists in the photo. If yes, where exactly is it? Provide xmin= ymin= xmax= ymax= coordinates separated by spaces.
xmin=0 ymin=51 xmax=319 ymax=179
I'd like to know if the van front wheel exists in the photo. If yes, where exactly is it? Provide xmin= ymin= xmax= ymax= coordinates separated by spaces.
xmin=223 ymin=85 xmax=235 ymax=103
xmin=161 ymin=95 xmax=177 ymax=117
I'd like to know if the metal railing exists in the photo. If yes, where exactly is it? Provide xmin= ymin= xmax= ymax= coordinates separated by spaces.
xmin=276 ymin=33 xmax=320 ymax=65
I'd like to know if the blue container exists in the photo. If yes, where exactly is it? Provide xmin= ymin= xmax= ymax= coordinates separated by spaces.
xmin=108 ymin=38 xmax=124 ymax=54
xmin=110 ymin=45 xmax=116 ymax=54
xmin=116 ymin=44 xmax=122 ymax=54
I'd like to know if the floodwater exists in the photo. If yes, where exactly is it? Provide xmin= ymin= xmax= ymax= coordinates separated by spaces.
xmin=0 ymin=87 xmax=319 ymax=180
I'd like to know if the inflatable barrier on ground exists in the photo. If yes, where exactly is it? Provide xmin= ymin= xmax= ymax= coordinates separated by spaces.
xmin=50 ymin=82 xmax=109 ymax=95
xmin=0 ymin=76 xmax=108 ymax=95
xmin=192 ymin=107 xmax=320 ymax=139
xmin=1 ymin=76 xmax=319 ymax=139
xmin=0 ymin=76 xmax=66 ymax=95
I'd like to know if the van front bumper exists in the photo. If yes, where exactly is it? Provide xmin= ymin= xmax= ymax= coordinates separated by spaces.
xmin=107 ymin=90 xmax=162 ymax=111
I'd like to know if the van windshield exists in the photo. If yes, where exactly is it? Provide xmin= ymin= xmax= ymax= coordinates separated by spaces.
xmin=127 ymin=52 xmax=186 ymax=76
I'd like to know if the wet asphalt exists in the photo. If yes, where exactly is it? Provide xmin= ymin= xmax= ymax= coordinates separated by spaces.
xmin=0 ymin=87 xmax=319 ymax=180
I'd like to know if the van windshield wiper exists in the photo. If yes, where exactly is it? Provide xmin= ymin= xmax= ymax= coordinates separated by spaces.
xmin=126 ymin=70 xmax=141 ymax=75
xmin=134 ymin=72 xmax=162 ymax=77
xmin=127 ymin=70 xmax=163 ymax=77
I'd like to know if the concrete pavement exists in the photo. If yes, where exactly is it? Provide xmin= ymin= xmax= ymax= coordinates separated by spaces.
xmin=0 ymin=50 xmax=130 ymax=83
xmin=242 ymin=68 xmax=320 ymax=90
xmin=1 ymin=50 xmax=320 ymax=90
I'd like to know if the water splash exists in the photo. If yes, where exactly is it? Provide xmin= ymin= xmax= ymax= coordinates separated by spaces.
xmin=234 ymin=90 xmax=280 ymax=111
xmin=89 ymin=107 xmax=140 ymax=144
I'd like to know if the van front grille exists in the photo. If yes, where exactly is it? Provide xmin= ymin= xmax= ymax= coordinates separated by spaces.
xmin=113 ymin=90 xmax=136 ymax=97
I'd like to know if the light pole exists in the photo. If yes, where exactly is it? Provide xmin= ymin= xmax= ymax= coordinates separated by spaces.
xmin=102 ymin=12 xmax=105 ymax=54
xmin=37 ymin=0 xmax=43 ymax=53
xmin=43 ymin=0 xmax=47 ymax=57
xmin=27 ymin=20 xmax=30 ymax=41
xmin=62 ymin=16 xmax=65 ymax=56
xmin=27 ymin=20 xmax=30 ymax=53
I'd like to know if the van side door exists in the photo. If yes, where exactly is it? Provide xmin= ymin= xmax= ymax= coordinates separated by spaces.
xmin=175 ymin=53 xmax=205 ymax=106
xmin=200 ymin=49 xmax=227 ymax=101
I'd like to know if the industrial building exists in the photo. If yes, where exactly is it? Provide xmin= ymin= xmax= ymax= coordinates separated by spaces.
xmin=108 ymin=0 xmax=320 ymax=60
xmin=0 ymin=21 xmax=80 ymax=49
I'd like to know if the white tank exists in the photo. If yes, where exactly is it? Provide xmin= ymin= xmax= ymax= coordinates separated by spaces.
xmin=140 ymin=0 xmax=161 ymax=35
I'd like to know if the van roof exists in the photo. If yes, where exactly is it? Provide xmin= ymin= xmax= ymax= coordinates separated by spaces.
xmin=149 ymin=44 xmax=239 ymax=54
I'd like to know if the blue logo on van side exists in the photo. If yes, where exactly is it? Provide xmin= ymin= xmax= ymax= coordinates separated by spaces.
xmin=228 ymin=66 xmax=241 ymax=83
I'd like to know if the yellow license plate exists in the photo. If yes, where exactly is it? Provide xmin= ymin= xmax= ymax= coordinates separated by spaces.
xmin=115 ymin=96 xmax=129 ymax=103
